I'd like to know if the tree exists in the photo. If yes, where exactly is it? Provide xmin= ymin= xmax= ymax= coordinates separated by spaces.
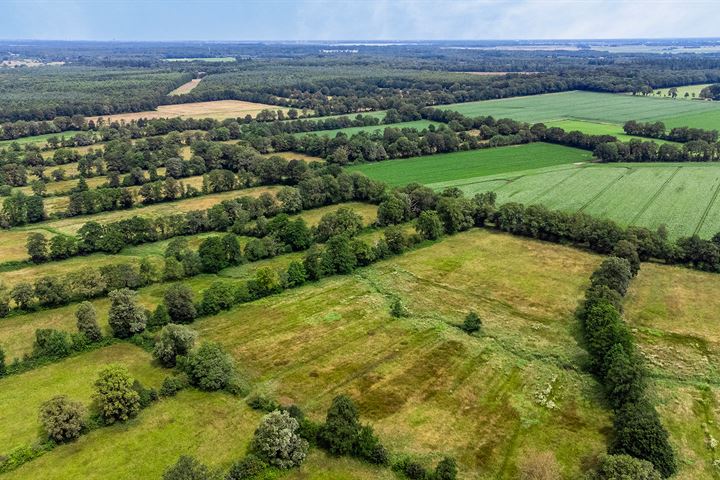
xmin=153 ymin=324 xmax=197 ymax=368
xmin=200 ymin=281 xmax=235 ymax=316
xmin=39 ymin=395 xmax=86 ymax=442
xmin=590 ymin=257 xmax=632 ymax=296
xmin=164 ymin=284 xmax=197 ymax=324
xmin=182 ymin=341 xmax=234 ymax=391
xmin=321 ymin=235 xmax=357 ymax=274
xmin=162 ymin=455 xmax=220 ymax=480
xmin=108 ymin=288 xmax=147 ymax=339
xmin=320 ymin=395 xmax=361 ymax=455
xmin=434 ymin=457 xmax=458 ymax=480
xmin=226 ymin=454 xmax=268 ymax=480
xmin=462 ymin=311 xmax=482 ymax=333
xmin=284 ymin=261 xmax=307 ymax=288
xmin=384 ymin=225 xmax=407 ymax=254
xmin=26 ymin=232 xmax=48 ymax=263
xmin=93 ymin=364 xmax=141 ymax=424
xmin=34 ymin=276 xmax=70 ymax=307
xmin=33 ymin=329 xmax=71 ymax=358
xmin=0 ymin=345 xmax=5 ymax=376
xmin=415 ymin=210 xmax=443 ymax=240
xmin=251 ymin=410 xmax=309 ymax=468
xmin=612 ymin=240 xmax=641 ymax=277
xmin=75 ymin=301 xmax=102 ymax=342
xmin=198 ymin=236 xmax=228 ymax=273
xmin=588 ymin=454 xmax=661 ymax=480
xmin=604 ymin=344 xmax=646 ymax=409
xmin=612 ymin=401 xmax=676 ymax=477
xmin=314 ymin=207 xmax=363 ymax=242
xmin=11 ymin=282 xmax=34 ymax=310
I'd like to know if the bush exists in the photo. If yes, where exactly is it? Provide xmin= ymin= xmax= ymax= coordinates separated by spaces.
xmin=612 ymin=401 xmax=676 ymax=478
xmin=181 ymin=342 xmax=234 ymax=391
xmin=355 ymin=425 xmax=388 ymax=465
xmin=226 ymin=454 xmax=268 ymax=480
xmin=200 ymin=281 xmax=235 ymax=316
xmin=462 ymin=311 xmax=482 ymax=333
xmin=93 ymin=364 xmax=140 ymax=424
xmin=164 ymin=283 xmax=197 ymax=324
xmin=384 ymin=225 xmax=407 ymax=254
xmin=401 ymin=459 xmax=429 ymax=480
xmin=251 ymin=410 xmax=309 ymax=468
xmin=75 ymin=301 xmax=102 ymax=342
xmin=434 ymin=457 xmax=458 ymax=480
xmin=160 ymin=374 xmax=189 ymax=397
xmin=132 ymin=379 xmax=158 ymax=408
xmin=604 ymin=344 xmax=646 ymax=409
xmin=588 ymin=454 xmax=661 ymax=480
xmin=284 ymin=261 xmax=307 ymax=288
xmin=33 ymin=328 xmax=72 ymax=359
xmin=590 ymin=257 xmax=632 ymax=296
xmin=149 ymin=304 xmax=171 ymax=328
xmin=415 ymin=210 xmax=443 ymax=240
xmin=247 ymin=394 xmax=281 ymax=412
xmin=612 ymin=240 xmax=641 ymax=277
xmin=153 ymin=324 xmax=198 ymax=367
xmin=162 ymin=455 xmax=220 ymax=480
xmin=0 ymin=346 xmax=5 ymax=376
xmin=517 ymin=450 xmax=561 ymax=480
xmin=390 ymin=298 xmax=408 ymax=318
xmin=108 ymin=288 xmax=147 ymax=339
xmin=39 ymin=395 xmax=86 ymax=443
xmin=320 ymin=395 xmax=361 ymax=455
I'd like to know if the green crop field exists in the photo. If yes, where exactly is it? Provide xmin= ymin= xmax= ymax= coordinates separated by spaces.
xmin=643 ymin=83 xmax=713 ymax=99
xmin=346 ymin=143 xmax=592 ymax=186
xmin=440 ymin=90 xmax=720 ymax=130
xmin=0 ymin=131 xmax=82 ymax=148
xmin=164 ymin=57 xmax=237 ymax=62
xmin=543 ymin=119 xmax=676 ymax=144
xmin=293 ymin=120 xmax=440 ymax=138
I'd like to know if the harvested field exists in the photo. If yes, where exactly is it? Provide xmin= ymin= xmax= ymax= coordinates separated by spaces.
xmin=89 ymin=100 xmax=286 ymax=122
xmin=167 ymin=78 xmax=202 ymax=96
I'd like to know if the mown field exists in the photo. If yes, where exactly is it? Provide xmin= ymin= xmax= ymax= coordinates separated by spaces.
xmin=4 ymin=226 xmax=720 ymax=479
xmin=543 ymin=119 xmax=677 ymax=144
xmin=88 ymin=100 xmax=285 ymax=123
xmin=346 ymin=143 xmax=593 ymax=187
xmin=0 ymin=131 xmax=82 ymax=148
xmin=441 ymin=90 xmax=720 ymax=130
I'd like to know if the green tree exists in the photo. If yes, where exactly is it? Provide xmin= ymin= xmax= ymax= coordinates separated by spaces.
xmin=153 ymin=324 xmax=197 ymax=368
xmin=320 ymin=395 xmax=361 ymax=455
xmin=434 ymin=457 xmax=458 ymax=480
xmin=11 ymin=282 xmax=34 ymax=310
xmin=26 ymin=232 xmax=49 ymax=263
xmin=0 ymin=345 xmax=6 ymax=376
xmin=182 ymin=342 xmax=234 ymax=391
xmin=39 ymin=395 xmax=86 ymax=442
xmin=162 ymin=455 xmax=220 ymax=480
xmin=252 ymin=410 xmax=309 ymax=468
xmin=200 ymin=281 xmax=235 ymax=316
xmin=415 ymin=210 xmax=443 ymax=240
xmin=321 ymin=235 xmax=357 ymax=274
xmin=93 ymin=364 xmax=141 ymax=424
xmin=198 ymin=236 xmax=228 ymax=273
xmin=588 ymin=454 xmax=661 ymax=480
xmin=226 ymin=454 xmax=267 ymax=480
xmin=33 ymin=328 xmax=72 ymax=358
xmin=164 ymin=283 xmax=197 ymax=324
xmin=612 ymin=240 xmax=641 ymax=277
xmin=75 ymin=301 xmax=103 ymax=342
xmin=284 ymin=261 xmax=307 ymax=288
xmin=108 ymin=288 xmax=147 ymax=339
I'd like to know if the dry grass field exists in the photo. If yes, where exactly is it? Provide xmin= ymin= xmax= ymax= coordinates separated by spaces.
xmin=167 ymin=78 xmax=202 ymax=96
xmin=88 ymin=100 xmax=286 ymax=123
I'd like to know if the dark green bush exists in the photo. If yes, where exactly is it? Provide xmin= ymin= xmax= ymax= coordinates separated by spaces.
xmin=159 ymin=375 xmax=189 ymax=397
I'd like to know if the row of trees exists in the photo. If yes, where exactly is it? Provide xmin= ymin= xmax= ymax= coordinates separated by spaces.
xmin=623 ymin=120 xmax=719 ymax=143
xmin=579 ymin=252 xmax=676 ymax=477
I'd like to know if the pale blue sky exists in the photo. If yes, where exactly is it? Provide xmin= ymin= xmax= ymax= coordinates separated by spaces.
xmin=3 ymin=0 xmax=719 ymax=41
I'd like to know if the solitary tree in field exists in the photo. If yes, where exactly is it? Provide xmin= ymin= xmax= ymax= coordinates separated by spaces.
xmin=668 ymin=87 xmax=678 ymax=99
xmin=252 ymin=410 xmax=308 ymax=468
xmin=93 ymin=364 xmax=140 ymax=424
xmin=108 ymin=288 xmax=147 ymax=338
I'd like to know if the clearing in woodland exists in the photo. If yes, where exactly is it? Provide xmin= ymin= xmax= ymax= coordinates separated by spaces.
xmin=88 ymin=100 xmax=285 ymax=123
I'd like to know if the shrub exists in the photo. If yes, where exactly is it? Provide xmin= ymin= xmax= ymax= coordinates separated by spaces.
xmin=39 ymin=395 xmax=86 ymax=443
xmin=355 ymin=425 xmax=388 ymax=465
xmin=251 ymin=410 xmax=309 ymax=468
xmin=612 ymin=401 xmax=676 ymax=477
xmin=182 ymin=342 xmax=234 ymax=391
xmin=11 ymin=282 xmax=34 ymax=310
xmin=0 ymin=346 xmax=5 ymax=376
xmin=200 ymin=281 xmax=235 ymax=316
xmin=517 ymin=450 xmax=561 ymax=480
xmin=384 ymin=225 xmax=407 ymax=254
xmin=154 ymin=324 xmax=198 ymax=368
xmin=226 ymin=454 xmax=268 ymax=480
xmin=588 ymin=454 xmax=661 ymax=480
xmin=320 ymin=395 xmax=361 ymax=455
xmin=149 ymin=304 xmax=171 ymax=328
xmin=132 ymin=379 xmax=158 ymax=408
xmin=401 ymin=459 xmax=429 ymax=480
xmin=162 ymin=455 xmax=220 ymax=480
xmin=612 ymin=240 xmax=641 ymax=277
xmin=160 ymin=375 xmax=189 ymax=397
xmin=247 ymin=394 xmax=281 ymax=412
xmin=164 ymin=284 xmax=197 ymax=324
xmin=108 ymin=288 xmax=147 ymax=339
xmin=33 ymin=328 xmax=71 ymax=359
xmin=434 ymin=457 xmax=458 ymax=480
xmin=75 ymin=301 xmax=102 ymax=342
xmin=603 ymin=344 xmax=646 ymax=409
xmin=284 ymin=261 xmax=307 ymax=288
xmin=590 ymin=257 xmax=632 ymax=296
xmin=390 ymin=298 xmax=408 ymax=318
xmin=93 ymin=364 xmax=141 ymax=424
xmin=462 ymin=311 xmax=482 ymax=333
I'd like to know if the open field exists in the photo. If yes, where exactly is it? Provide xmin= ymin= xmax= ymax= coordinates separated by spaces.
xmin=346 ymin=143 xmax=592 ymax=186
xmin=544 ymin=119 xmax=677 ymax=144
xmin=164 ymin=57 xmax=236 ymax=62
xmin=642 ymin=84 xmax=713 ymax=99
xmin=167 ymin=78 xmax=202 ymax=96
xmin=88 ymin=100 xmax=285 ymax=123
xmin=294 ymin=120 xmax=441 ymax=138
xmin=263 ymin=151 xmax=325 ymax=163
xmin=0 ymin=343 xmax=165 ymax=451
xmin=441 ymin=90 xmax=720 ymax=130
xmin=424 ymin=162 xmax=720 ymax=239
xmin=0 ymin=131 xmax=82 ymax=148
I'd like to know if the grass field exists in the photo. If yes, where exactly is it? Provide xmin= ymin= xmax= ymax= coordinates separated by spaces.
xmin=0 ymin=343 xmax=164 ymax=451
xmin=164 ymin=57 xmax=236 ymax=62
xmin=441 ymin=90 xmax=720 ymax=130
xmin=167 ymin=78 xmax=202 ymax=96
xmin=294 ymin=120 xmax=440 ymax=138
xmin=544 ymin=119 xmax=676 ymax=144
xmin=88 ymin=100 xmax=285 ymax=123
xmin=0 ymin=131 xmax=82 ymax=148
xmin=346 ymin=143 xmax=592 ymax=187
xmin=643 ymin=84 xmax=713 ymax=99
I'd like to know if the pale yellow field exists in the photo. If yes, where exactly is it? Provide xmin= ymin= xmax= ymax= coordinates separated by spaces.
xmin=264 ymin=151 xmax=325 ymax=163
xmin=168 ymin=78 xmax=202 ymax=96
xmin=89 ymin=100 xmax=286 ymax=123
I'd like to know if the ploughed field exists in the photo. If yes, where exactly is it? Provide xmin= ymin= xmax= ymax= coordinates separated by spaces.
xmin=349 ymin=143 xmax=720 ymax=239
xmin=3 ymin=221 xmax=720 ymax=478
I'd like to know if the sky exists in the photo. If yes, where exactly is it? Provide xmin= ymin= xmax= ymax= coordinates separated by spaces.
xmin=3 ymin=0 xmax=720 ymax=41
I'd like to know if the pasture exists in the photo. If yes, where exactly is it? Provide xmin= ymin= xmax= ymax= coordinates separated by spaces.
xmin=441 ymin=90 xmax=720 ymax=130
xmin=88 ymin=100 xmax=285 ymax=123
xmin=0 ymin=131 xmax=82 ymax=148
xmin=543 ymin=119 xmax=676 ymax=144
xmin=346 ymin=143 xmax=592 ymax=186
xmin=167 ymin=78 xmax=202 ymax=96
xmin=294 ymin=120 xmax=440 ymax=138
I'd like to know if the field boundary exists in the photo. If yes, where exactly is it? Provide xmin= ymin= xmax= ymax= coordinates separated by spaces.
xmin=693 ymin=180 xmax=720 ymax=236
xmin=630 ymin=166 xmax=682 ymax=224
